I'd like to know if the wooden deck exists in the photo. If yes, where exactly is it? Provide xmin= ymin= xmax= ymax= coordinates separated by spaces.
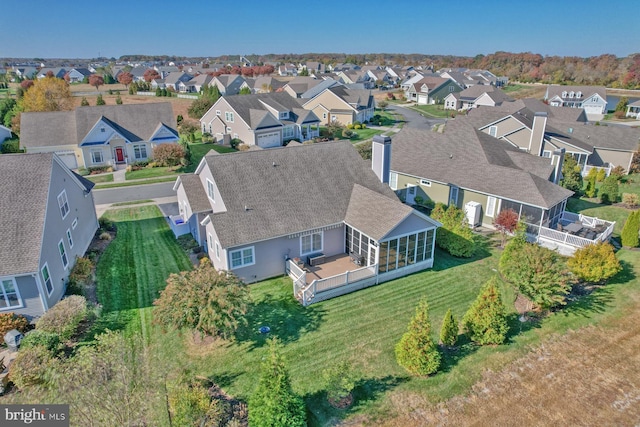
xmin=303 ymin=253 xmax=362 ymax=284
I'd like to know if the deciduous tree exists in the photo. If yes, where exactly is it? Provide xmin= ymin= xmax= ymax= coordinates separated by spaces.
xmin=143 ymin=68 xmax=160 ymax=82
xmin=21 ymin=76 xmax=73 ymax=112
xmin=493 ymin=208 xmax=519 ymax=247
xmin=395 ymin=298 xmax=441 ymax=376
xmin=463 ymin=277 xmax=509 ymax=345
xmin=153 ymin=258 xmax=250 ymax=338
xmin=117 ymin=71 xmax=133 ymax=88
xmin=89 ymin=74 xmax=104 ymax=91
xmin=567 ymin=242 xmax=621 ymax=283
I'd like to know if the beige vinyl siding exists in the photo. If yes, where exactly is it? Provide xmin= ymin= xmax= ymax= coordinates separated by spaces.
xmin=206 ymin=223 xmax=227 ymax=272
xmin=486 ymin=116 xmax=524 ymax=138
xmin=197 ymin=166 xmax=226 ymax=213
xmin=25 ymin=144 xmax=84 ymax=168
xmin=458 ymin=190 xmax=492 ymax=226
xmin=395 ymin=173 xmax=450 ymax=205
xmin=505 ymin=128 xmax=533 ymax=149
xmin=593 ymin=148 xmax=634 ymax=170
xmin=549 ymin=138 xmax=591 ymax=155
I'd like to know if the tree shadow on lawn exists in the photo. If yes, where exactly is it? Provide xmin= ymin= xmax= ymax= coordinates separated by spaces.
xmin=431 ymin=235 xmax=493 ymax=272
xmin=305 ymin=375 xmax=407 ymax=427
xmin=438 ymin=335 xmax=480 ymax=373
xmin=234 ymin=292 xmax=325 ymax=351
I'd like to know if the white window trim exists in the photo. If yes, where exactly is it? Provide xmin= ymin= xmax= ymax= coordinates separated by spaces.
xmin=133 ymin=143 xmax=148 ymax=160
xmin=215 ymin=242 xmax=221 ymax=261
xmin=216 ymin=110 xmax=221 ymax=116
xmin=300 ymin=231 xmax=323 ymax=256
xmin=486 ymin=196 xmax=497 ymax=218
xmin=42 ymin=263 xmax=53 ymax=296
xmin=67 ymin=228 xmax=74 ymax=249
xmin=229 ymin=246 xmax=255 ymax=269
xmin=206 ymin=178 xmax=215 ymax=202
xmin=59 ymin=239 xmax=69 ymax=270
xmin=90 ymin=149 xmax=104 ymax=164
xmin=0 ymin=277 xmax=23 ymax=311
xmin=71 ymin=218 xmax=78 ymax=229
xmin=389 ymin=172 xmax=398 ymax=190
xmin=489 ymin=126 xmax=497 ymax=137
xmin=420 ymin=179 xmax=431 ymax=187
xmin=58 ymin=190 xmax=70 ymax=219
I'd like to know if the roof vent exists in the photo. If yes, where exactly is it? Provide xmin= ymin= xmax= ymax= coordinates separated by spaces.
xmin=272 ymin=161 xmax=276 ymax=167
xmin=244 ymin=205 xmax=249 ymax=211
xmin=568 ymin=128 xmax=573 ymax=134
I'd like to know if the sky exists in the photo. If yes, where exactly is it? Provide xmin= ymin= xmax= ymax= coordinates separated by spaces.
xmin=1 ymin=0 xmax=638 ymax=60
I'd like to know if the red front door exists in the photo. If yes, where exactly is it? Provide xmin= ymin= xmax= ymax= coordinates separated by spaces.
xmin=115 ymin=147 xmax=124 ymax=162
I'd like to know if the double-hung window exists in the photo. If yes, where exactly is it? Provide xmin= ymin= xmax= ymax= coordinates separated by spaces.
xmin=58 ymin=190 xmax=70 ymax=219
xmin=230 ymin=247 xmax=254 ymax=269
xmin=91 ymin=149 xmax=103 ymax=164
xmin=225 ymin=112 xmax=234 ymax=122
xmin=59 ymin=240 xmax=68 ymax=269
xmin=0 ymin=279 xmax=21 ymax=309
xmin=301 ymin=232 xmax=322 ymax=255
xmin=42 ymin=264 xmax=53 ymax=295
xmin=206 ymin=179 xmax=215 ymax=201
xmin=133 ymin=144 xmax=147 ymax=160
xmin=66 ymin=229 xmax=74 ymax=248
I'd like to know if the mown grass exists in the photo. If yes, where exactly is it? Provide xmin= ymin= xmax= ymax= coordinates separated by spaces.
xmin=88 ymin=205 xmax=640 ymax=426
xmin=408 ymin=104 xmax=451 ymax=118
xmin=94 ymin=176 xmax=177 ymax=188
xmin=85 ymin=173 xmax=114 ymax=183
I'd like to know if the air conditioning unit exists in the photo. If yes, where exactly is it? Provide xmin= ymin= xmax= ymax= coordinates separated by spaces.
xmin=465 ymin=201 xmax=482 ymax=227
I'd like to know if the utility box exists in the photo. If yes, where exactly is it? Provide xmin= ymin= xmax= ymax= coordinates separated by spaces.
xmin=4 ymin=329 xmax=23 ymax=352
xmin=465 ymin=201 xmax=482 ymax=227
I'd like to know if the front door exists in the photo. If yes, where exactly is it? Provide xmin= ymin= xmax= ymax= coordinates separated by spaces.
xmin=115 ymin=147 xmax=124 ymax=163
xmin=406 ymin=184 xmax=417 ymax=205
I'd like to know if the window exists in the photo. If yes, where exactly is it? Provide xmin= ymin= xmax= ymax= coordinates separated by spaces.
xmin=226 ymin=127 xmax=232 ymax=133
xmin=66 ymin=229 xmax=73 ymax=248
xmin=562 ymin=91 xmax=568 ymax=98
xmin=449 ymin=85 xmax=455 ymax=92
xmin=283 ymin=126 xmax=294 ymax=138
xmin=216 ymin=110 xmax=221 ymax=116
xmin=215 ymin=242 xmax=221 ymax=261
xmin=420 ymin=179 xmax=431 ymax=187
xmin=576 ymin=91 xmax=582 ymax=98
xmin=0 ymin=279 xmax=21 ymax=310
xmin=133 ymin=144 xmax=147 ymax=160
xmin=301 ymin=232 xmax=322 ymax=255
xmin=72 ymin=218 xmax=78 ymax=229
xmin=279 ymin=111 xmax=289 ymax=119
xmin=59 ymin=240 xmax=68 ymax=269
xmin=569 ymin=91 xmax=575 ymax=98
xmin=230 ymin=247 xmax=254 ymax=269
xmin=389 ymin=172 xmax=398 ymax=190
xmin=225 ymin=111 xmax=234 ymax=122
xmin=42 ymin=264 xmax=53 ymax=295
xmin=449 ymin=186 xmax=459 ymax=206
xmin=322 ymin=112 xmax=327 ymax=119
xmin=206 ymin=179 xmax=215 ymax=201
xmin=100 ymin=127 xmax=105 ymax=133
xmin=58 ymin=190 xmax=69 ymax=219
xmin=542 ymin=150 xmax=552 ymax=158
xmin=489 ymin=126 xmax=497 ymax=137
xmin=91 ymin=149 xmax=103 ymax=164
xmin=486 ymin=196 xmax=497 ymax=218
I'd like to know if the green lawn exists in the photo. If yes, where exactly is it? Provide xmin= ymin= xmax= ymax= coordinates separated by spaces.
xmin=620 ymin=174 xmax=640 ymax=197
xmin=409 ymin=104 xmax=451 ymax=118
xmin=501 ymin=84 xmax=528 ymax=93
xmin=85 ymin=173 xmax=114 ymax=183
xmin=89 ymin=206 xmax=640 ymax=426
xmin=567 ymin=197 xmax=631 ymax=237
xmin=350 ymin=127 xmax=383 ymax=142
xmin=94 ymin=176 xmax=177 ymax=189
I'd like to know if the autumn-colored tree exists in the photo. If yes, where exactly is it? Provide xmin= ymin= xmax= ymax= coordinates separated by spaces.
xmin=493 ymin=208 xmax=519 ymax=247
xmin=568 ymin=242 xmax=621 ymax=283
xmin=89 ymin=74 xmax=104 ymax=91
xmin=117 ymin=71 xmax=133 ymax=88
xmin=395 ymin=298 xmax=441 ymax=376
xmin=463 ymin=277 xmax=509 ymax=345
xmin=21 ymin=76 xmax=73 ymax=112
xmin=20 ymin=79 xmax=34 ymax=91
xmin=153 ymin=258 xmax=250 ymax=338
xmin=143 ymin=68 xmax=160 ymax=82
xmin=153 ymin=143 xmax=185 ymax=166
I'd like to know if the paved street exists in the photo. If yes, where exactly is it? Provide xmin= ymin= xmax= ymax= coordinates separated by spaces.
xmin=388 ymin=104 xmax=447 ymax=131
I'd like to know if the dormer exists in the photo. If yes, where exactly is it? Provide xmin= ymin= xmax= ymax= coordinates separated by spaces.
xmin=576 ymin=91 xmax=582 ymax=98
xmin=562 ymin=91 xmax=568 ymax=98
xmin=569 ymin=91 xmax=575 ymax=98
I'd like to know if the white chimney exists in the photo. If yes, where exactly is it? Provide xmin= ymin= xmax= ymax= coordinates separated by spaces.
xmin=529 ymin=112 xmax=547 ymax=157
xmin=372 ymin=135 xmax=392 ymax=183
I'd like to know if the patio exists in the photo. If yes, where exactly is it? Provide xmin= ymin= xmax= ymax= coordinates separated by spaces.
xmin=301 ymin=253 xmax=363 ymax=285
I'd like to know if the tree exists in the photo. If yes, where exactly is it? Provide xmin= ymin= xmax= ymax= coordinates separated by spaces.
xmin=153 ymin=143 xmax=186 ymax=166
xmin=499 ymin=241 xmax=571 ymax=310
xmin=567 ymin=242 xmax=622 ymax=283
xmin=439 ymin=308 xmax=459 ymax=347
xmin=599 ymin=176 xmax=619 ymax=204
xmin=96 ymin=94 xmax=106 ymax=105
xmin=239 ymin=86 xmax=252 ymax=95
xmin=298 ymin=68 xmax=309 ymax=76
xmin=493 ymin=208 xmax=519 ymax=247
xmin=463 ymin=277 xmax=509 ymax=345
xmin=115 ymin=93 xmax=123 ymax=105
xmin=117 ymin=71 xmax=133 ymax=88
xmin=322 ymin=361 xmax=356 ymax=407
xmin=560 ymin=155 xmax=583 ymax=193
xmin=395 ymin=298 xmax=441 ymax=376
xmin=80 ymin=96 xmax=89 ymax=106
xmin=153 ymin=258 xmax=250 ymax=338
xmin=248 ymin=338 xmax=306 ymax=427
xmin=20 ymin=79 xmax=34 ymax=91
xmin=188 ymin=97 xmax=214 ymax=119
xmin=621 ymin=210 xmax=640 ymax=247
xmin=615 ymin=96 xmax=629 ymax=112
xmin=89 ymin=74 xmax=104 ymax=91
xmin=21 ymin=76 xmax=73 ymax=112
xmin=143 ymin=68 xmax=160 ymax=82
xmin=378 ymin=100 xmax=388 ymax=110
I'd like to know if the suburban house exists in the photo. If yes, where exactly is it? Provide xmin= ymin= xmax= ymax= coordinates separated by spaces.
xmin=626 ymin=100 xmax=640 ymax=119
xmin=443 ymin=85 xmax=514 ymax=110
xmin=177 ymin=73 xmax=213 ymax=93
xmin=470 ymin=106 xmax=639 ymax=175
xmin=405 ymin=77 xmax=463 ymax=105
xmin=0 ymin=124 xmax=12 ymax=144
xmin=336 ymin=70 xmax=373 ymax=88
xmin=210 ymin=74 xmax=246 ymax=95
xmin=278 ymin=64 xmax=298 ymax=76
xmin=0 ymin=153 xmax=98 ymax=319
xmin=163 ymin=71 xmax=193 ymax=91
xmin=240 ymin=76 xmax=286 ymax=94
xmin=199 ymin=92 xmax=321 ymax=147
xmin=173 ymin=140 xmax=440 ymax=305
xmin=20 ymin=103 xmax=179 ymax=169
xmin=302 ymin=86 xmax=375 ymax=125
xmin=65 ymin=68 xmax=92 ymax=83
xmin=36 ymin=68 xmax=67 ymax=79
xmin=544 ymin=85 xmax=608 ymax=115
xmin=282 ymin=77 xmax=335 ymax=98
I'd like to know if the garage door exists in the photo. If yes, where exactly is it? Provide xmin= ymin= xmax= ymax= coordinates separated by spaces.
xmin=57 ymin=152 xmax=78 ymax=169
xmin=417 ymin=94 xmax=429 ymax=105
xmin=256 ymin=131 xmax=281 ymax=148
xmin=583 ymin=105 xmax=602 ymax=115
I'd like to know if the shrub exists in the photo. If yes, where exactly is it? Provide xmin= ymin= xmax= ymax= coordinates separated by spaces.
xmin=153 ymin=143 xmax=185 ymax=167
xmin=493 ymin=208 xmax=519 ymax=247
xmin=614 ymin=110 xmax=626 ymax=119
xmin=230 ymin=138 xmax=242 ymax=149
xmin=463 ymin=277 xmax=509 ymax=345
xmin=596 ymin=168 xmax=607 ymax=182
xmin=167 ymin=378 xmax=213 ymax=427
xmin=1 ymin=139 xmax=21 ymax=154
xmin=611 ymin=166 xmax=626 ymax=178
xmin=599 ymin=176 xmax=619 ymax=204
xmin=568 ymin=242 xmax=622 ymax=283
xmin=9 ymin=345 xmax=57 ymax=389
xmin=68 ymin=256 xmax=94 ymax=288
xmin=201 ymin=132 xmax=213 ymax=143
xmin=439 ymin=308 xmax=459 ymax=347
xmin=20 ymin=330 xmax=61 ymax=353
xmin=0 ymin=312 xmax=29 ymax=338
xmin=560 ymin=156 xmax=583 ymax=192
xmin=430 ymin=203 xmax=476 ymax=257
xmin=36 ymin=295 xmax=88 ymax=340
xmin=88 ymin=165 xmax=111 ymax=174
xmin=342 ymin=129 xmax=354 ymax=138
xmin=354 ymin=124 xmax=361 ymax=129
xmin=98 ymin=216 xmax=116 ymax=232
xmin=346 ymin=123 xmax=354 ymax=129
xmin=395 ymin=298 xmax=441 ymax=376
xmin=361 ymin=123 xmax=366 ymax=129
xmin=99 ymin=232 xmax=111 ymax=241
xmin=622 ymin=193 xmax=639 ymax=208
xmin=96 ymin=94 xmax=105 ymax=105
xmin=80 ymin=97 xmax=89 ymax=106
xmin=238 ymin=143 xmax=250 ymax=151
xmin=584 ymin=175 xmax=597 ymax=198
xmin=322 ymin=361 xmax=356 ymax=405
xmin=621 ymin=210 xmax=640 ymax=248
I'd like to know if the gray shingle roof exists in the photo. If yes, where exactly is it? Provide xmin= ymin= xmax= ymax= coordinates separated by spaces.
xmin=201 ymin=141 xmax=403 ymax=248
xmin=177 ymin=174 xmax=211 ymax=213
xmin=0 ymin=153 xmax=54 ymax=276
xmin=21 ymin=103 xmax=177 ymax=148
xmin=390 ymin=124 xmax=573 ymax=209
xmin=223 ymin=92 xmax=320 ymax=129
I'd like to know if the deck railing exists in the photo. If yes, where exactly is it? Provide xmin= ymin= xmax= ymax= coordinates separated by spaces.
xmin=527 ymin=212 xmax=615 ymax=253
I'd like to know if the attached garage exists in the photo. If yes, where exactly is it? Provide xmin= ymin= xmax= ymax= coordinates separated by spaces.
xmin=256 ymin=131 xmax=281 ymax=148
xmin=56 ymin=151 xmax=78 ymax=169
xmin=417 ymin=94 xmax=430 ymax=105
xmin=583 ymin=104 xmax=603 ymax=115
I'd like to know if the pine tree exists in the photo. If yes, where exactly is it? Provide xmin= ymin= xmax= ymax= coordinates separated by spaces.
xmin=80 ymin=97 xmax=89 ymax=106
xmin=115 ymin=94 xmax=122 ymax=105
xmin=463 ymin=277 xmax=509 ymax=345
xmin=439 ymin=308 xmax=459 ymax=347
xmin=599 ymin=176 xmax=619 ymax=204
xmin=248 ymin=338 xmax=306 ymax=427
xmin=621 ymin=210 xmax=640 ymax=248
xmin=96 ymin=94 xmax=105 ymax=105
xmin=395 ymin=298 xmax=441 ymax=376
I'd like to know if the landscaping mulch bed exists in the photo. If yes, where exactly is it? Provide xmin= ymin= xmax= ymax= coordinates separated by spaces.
xmin=82 ymin=229 xmax=117 ymax=305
